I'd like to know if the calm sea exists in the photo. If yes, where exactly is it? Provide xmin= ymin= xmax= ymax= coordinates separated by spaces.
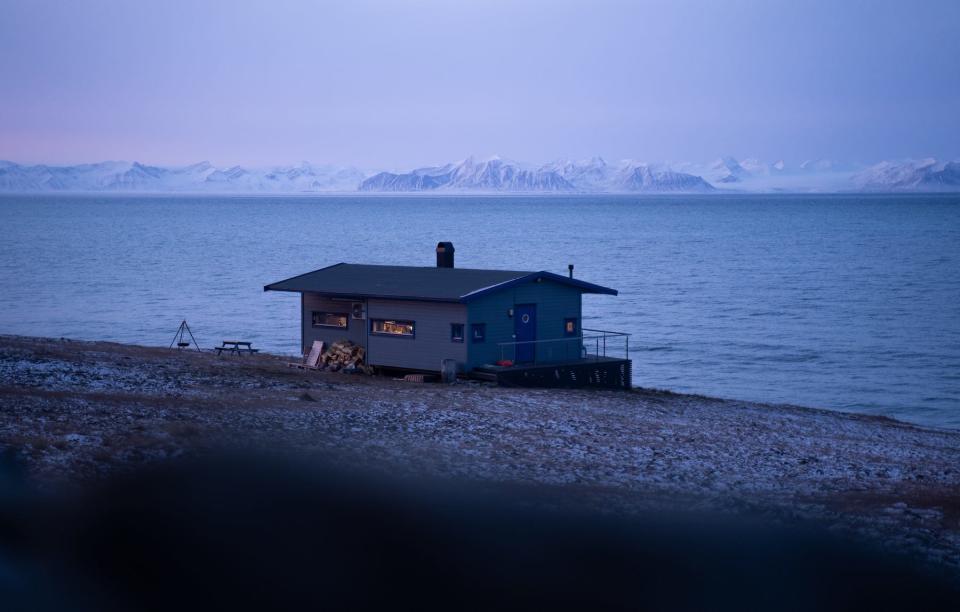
xmin=1 ymin=194 xmax=958 ymax=428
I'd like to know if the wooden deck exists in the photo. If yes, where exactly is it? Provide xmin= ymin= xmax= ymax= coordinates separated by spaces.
xmin=472 ymin=357 xmax=632 ymax=390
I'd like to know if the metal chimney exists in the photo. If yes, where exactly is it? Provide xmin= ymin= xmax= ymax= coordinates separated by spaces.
xmin=436 ymin=242 xmax=455 ymax=268
xmin=568 ymin=264 xmax=574 ymax=278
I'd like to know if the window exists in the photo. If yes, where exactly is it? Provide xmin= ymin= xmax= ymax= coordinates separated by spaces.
xmin=471 ymin=323 xmax=486 ymax=343
xmin=451 ymin=323 xmax=464 ymax=343
xmin=312 ymin=311 xmax=348 ymax=328
xmin=371 ymin=319 xmax=415 ymax=337
xmin=564 ymin=317 xmax=578 ymax=337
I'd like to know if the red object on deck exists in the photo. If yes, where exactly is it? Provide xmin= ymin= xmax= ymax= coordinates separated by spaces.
xmin=496 ymin=359 xmax=514 ymax=367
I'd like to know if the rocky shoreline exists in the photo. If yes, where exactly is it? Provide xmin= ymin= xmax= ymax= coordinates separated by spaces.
xmin=1 ymin=334 xmax=959 ymax=577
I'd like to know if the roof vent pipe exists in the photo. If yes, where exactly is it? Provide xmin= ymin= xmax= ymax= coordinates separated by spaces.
xmin=568 ymin=264 xmax=574 ymax=278
xmin=436 ymin=242 xmax=455 ymax=268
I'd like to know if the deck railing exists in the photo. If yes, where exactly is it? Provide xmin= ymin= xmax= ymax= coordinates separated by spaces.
xmin=582 ymin=327 xmax=631 ymax=360
xmin=497 ymin=328 xmax=631 ymax=365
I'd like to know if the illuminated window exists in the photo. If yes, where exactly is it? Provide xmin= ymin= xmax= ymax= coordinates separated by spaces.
xmin=312 ymin=311 xmax=348 ymax=328
xmin=451 ymin=323 xmax=464 ymax=343
xmin=471 ymin=323 xmax=486 ymax=343
xmin=564 ymin=318 xmax=577 ymax=336
xmin=371 ymin=319 xmax=415 ymax=337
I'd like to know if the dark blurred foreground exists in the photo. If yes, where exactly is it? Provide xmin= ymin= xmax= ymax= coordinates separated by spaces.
xmin=1 ymin=453 xmax=958 ymax=611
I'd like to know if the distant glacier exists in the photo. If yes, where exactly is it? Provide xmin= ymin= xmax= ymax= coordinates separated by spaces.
xmin=1 ymin=156 xmax=958 ymax=194
xmin=0 ymin=160 xmax=366 ymax=194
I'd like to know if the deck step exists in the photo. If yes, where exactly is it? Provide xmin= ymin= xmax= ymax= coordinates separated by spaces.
xmin=469 ymin=371 xmax=499 ymax=382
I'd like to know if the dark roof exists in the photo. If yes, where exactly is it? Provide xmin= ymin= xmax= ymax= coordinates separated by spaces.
xmin=264 ymin=263 xmax=618 ymax=303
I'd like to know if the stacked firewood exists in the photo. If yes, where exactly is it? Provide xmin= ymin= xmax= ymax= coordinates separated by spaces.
xmin=320 ymin=340 xmax=372 ymax=374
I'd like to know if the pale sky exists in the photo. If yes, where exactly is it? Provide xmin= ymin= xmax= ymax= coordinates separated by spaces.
xmin=1 ymin=0 xmax=958 ymax=168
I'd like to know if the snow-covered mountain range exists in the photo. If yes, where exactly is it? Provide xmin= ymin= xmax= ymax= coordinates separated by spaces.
xmin=360 ymin=156 xmax=576 ymax=192
xmin=852 ymin=158 xmax=960 ymax=192
xmin=360 ymin=156 xmax=714 ymax=193
xmin=1 ymin=156 xmax=958 ymax=194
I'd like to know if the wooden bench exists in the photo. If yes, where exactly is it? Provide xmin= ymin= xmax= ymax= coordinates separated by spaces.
xmin=214 ymin=341 xmax=260 ymax=356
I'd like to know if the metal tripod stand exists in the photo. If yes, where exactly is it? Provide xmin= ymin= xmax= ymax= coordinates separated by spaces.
xmin=170 ymin=320 xmax=201 ymax=352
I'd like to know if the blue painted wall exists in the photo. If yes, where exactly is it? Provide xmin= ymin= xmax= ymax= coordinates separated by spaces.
xmin=465 ymin=280 xmax=583 ymax=369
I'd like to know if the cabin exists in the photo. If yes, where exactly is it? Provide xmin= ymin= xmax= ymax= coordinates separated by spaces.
xmin=264 ymin=242 xmax=632 ymax=388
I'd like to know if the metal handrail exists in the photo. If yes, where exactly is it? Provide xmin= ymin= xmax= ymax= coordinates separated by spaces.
xmin=496 ymin=328 xmax=631 ymax=363
xmin=581 ymin=327 xmax=632 ymax=337
xmin=582 ymin=328 xmax=631 ymax=361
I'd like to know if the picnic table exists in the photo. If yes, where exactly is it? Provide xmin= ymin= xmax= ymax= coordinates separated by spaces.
xmin=214 ymin=341 xmax=260 ymax=356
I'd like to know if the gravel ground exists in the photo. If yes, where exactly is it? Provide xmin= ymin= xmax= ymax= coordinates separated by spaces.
xmin=1 ymin=334 xmax=959 ymax=577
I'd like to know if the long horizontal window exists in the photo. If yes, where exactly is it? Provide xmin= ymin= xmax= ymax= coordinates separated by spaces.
xmin=370 ymin=319 xmax=415 ymax=337
xmin=312 ymin=311 xmax=348 ymax=328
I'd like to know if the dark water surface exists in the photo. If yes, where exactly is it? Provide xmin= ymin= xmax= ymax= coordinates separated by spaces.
xmin=1 ymin=194 xmax=958 ymax=428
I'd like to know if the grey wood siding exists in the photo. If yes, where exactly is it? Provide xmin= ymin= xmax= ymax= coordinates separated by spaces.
xmin=465 ymin=281 xmax=582 ymax=369
xmin=301 ymin=293 xmax=366 ymax=354
xmin=366 ymin=299 xmax=468 ymax=372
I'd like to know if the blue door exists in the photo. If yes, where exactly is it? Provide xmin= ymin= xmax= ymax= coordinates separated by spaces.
xmin=514 ymin=304 xmax=537 ymax=363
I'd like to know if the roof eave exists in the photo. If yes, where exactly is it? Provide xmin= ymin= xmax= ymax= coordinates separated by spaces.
xmin=459 ymin=271 xmax=618 ymax=302
xmin=263 ymin=262 xmax=348 ymax=292
xmin=263 ymin=286 xmax=461 ymax=303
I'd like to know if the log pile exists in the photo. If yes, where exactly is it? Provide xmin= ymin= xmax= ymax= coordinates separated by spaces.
xmin=320 ymin=340 xmax=372 ymax=374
